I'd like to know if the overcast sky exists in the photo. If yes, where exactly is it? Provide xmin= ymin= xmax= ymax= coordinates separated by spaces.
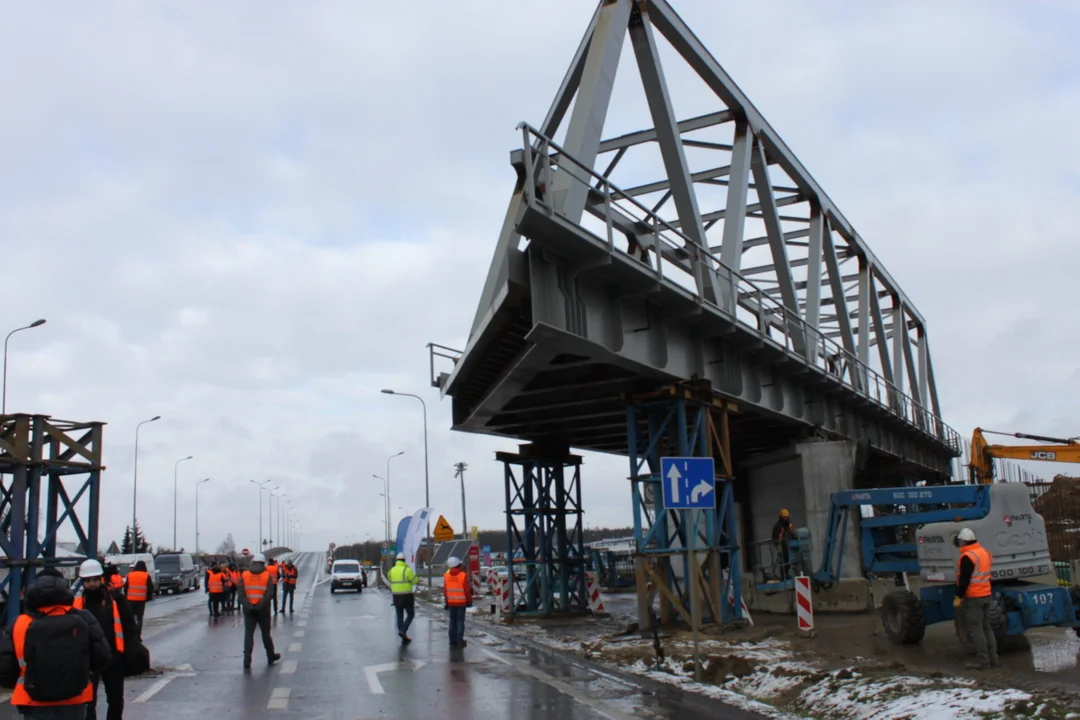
xmin=2 ymin=1 xmax=1077 ymax=553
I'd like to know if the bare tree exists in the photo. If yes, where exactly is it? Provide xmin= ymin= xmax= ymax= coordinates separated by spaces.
xmin=216 ymin=533 xmax=236 ymax=555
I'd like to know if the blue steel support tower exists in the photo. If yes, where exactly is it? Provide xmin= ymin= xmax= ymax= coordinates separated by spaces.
xmin=627 ymin=381 xmax=742 ymax=630
xmin=0 ymin=414 xmax=104 ymax=624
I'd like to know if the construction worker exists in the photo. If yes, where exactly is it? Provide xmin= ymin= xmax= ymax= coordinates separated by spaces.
xmin=124 ymin=560 xmax=153 ymax=633
xmin=280 ymin=561 xmax=297 ymax=614
xmin=75 ymin=559 xmax=136 ymax=720
xmin=206 ymin=564 xmax=226 ymax=617
xmin=387 ymin=552 xmax=418 ymax=644
xmin=772 ymin=509 xmax=794 ymax=579
xmin=443 ymin=557 xmax=472 ymax=648
xmin=228 ymin=564 xmax=241 ymax=612
xmin=0 ymin=567 xmax=111 ymax=719
xmin=238 ymin=554 xmax=281 ymax=670
xmin=265 ymin=558 xmax=280 ymax=614
xmin=204 ymin=563 xmax=214 ymax=616
xmin=954 ymin=528 xmax=1000 ymax=669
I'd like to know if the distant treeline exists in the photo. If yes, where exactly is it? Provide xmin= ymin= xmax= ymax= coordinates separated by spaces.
xmin=332 ymin=526 xmax=633 ymax=563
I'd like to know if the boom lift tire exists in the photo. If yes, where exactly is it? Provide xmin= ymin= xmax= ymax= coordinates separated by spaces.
xmin=881 ymin=590 xmax=926 ymax=644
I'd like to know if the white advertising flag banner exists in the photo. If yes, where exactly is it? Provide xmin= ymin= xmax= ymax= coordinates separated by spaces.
xmin=403 ymin=507 xmax=433 ymax=568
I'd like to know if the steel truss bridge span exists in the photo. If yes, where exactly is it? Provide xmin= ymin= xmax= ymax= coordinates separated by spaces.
xmin=433 ymin=0 xmax=959 ymax=478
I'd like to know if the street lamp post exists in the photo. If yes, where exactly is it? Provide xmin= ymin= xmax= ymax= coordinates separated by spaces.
xmin=266 ymin=486 xmax=280 ymax=546
xmin=372 ymin=474 xmax=389 ymax=542
xmin=132 ymin=415 xmax=161 ymax=550
xmin=273 ymin=492 xmax=286 ymax=548
xmin=384 ymin=451 xmax=403 ymax=544
xmin=250 ymin=480 xmax=271 ymax=548
xmin=2 ymin=319 xmax=46 ymax=415
xmin=454 ymin=462 xmax=468 ymax=540
xmin=195 ymin=478 xmax=210 ymax=554
xmin=381 ymin=390 xmax=430 ymax=588
xmin=172 ymin=455 xmax=193 ymax=550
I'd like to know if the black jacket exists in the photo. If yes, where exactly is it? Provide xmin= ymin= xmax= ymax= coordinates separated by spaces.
xmin=79 ymin=588 xmax=137 ymax=657
xmin=0 ymin=575 xmax=112 ymax=688
xmin=956 ymin=553 xmax=975 ymax=598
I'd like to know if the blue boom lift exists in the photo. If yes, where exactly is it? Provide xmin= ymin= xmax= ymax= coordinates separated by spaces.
xmin=752 ymin=483 xmax=1080 ymax=646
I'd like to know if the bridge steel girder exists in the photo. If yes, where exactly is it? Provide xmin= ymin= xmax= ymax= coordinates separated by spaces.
xmin=436 ymin=0 xmax=959 ymax=478
xmin=0 ymin=414 xmax=104 ymax=625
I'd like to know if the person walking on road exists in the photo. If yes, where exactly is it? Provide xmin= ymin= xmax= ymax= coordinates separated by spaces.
xmin=0 ymin=567 xmax=112 ymax=719
xmin=206 ymin=565 xmax=226 ymax=618
xmin=387 ymin=553 xmax=418 ymax=644
xmin=238 ymin=554 xmax=281 ymax=670
xmin=265 ymin=558 xmax=280 ymax=614
xmin=124 ymin=560 xmax=152 ymax=634
xmin=443 ymin=556 xmax=473 ymax=648
xmin=74 ymin=559 xmax=136 ymax=720
xmin=954 ymin=527 xmax=1000 ymax=669
xmin=280 ymin=561 xmax=297 ymax=614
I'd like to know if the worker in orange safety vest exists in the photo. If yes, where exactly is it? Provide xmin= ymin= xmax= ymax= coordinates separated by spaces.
xmin=125 ymin=559 xmax=153 ymax=633
xmin=953 ymin=528 xmax=999 ymax=669
xmin=443 ymin=556 xmax=473 ymax=648
xmin=238 ymin=554 xmax=281 ymax=670
xmin=207 ymin=564 xmax=226 ymax=617
xmin=0 ymin=567 xmax=111 ymax=719
xmin=75 ymin=559 xmax=136 ymax=720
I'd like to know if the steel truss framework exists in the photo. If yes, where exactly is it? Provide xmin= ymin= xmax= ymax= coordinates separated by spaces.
xmin=447 ymin=0 xmax=958 ymax=470
xmin=0 ymin=414 xmax=104 ymax=624
xmin=499 ymin=446 xmax=588 ymax=616
xmin=628 ymin=381 xmax=741 ymax=630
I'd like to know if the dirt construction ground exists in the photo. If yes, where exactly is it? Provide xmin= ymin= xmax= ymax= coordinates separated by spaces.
xmin=480 ymin=591 xmax=1080 ymax=719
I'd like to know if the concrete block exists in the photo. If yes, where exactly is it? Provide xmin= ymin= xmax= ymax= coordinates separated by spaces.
xmin=741 ymin=576 xmax=871 ymax=614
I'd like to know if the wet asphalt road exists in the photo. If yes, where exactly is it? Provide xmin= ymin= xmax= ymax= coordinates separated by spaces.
xmin=0 ymin=552 xmax=761 ymax=719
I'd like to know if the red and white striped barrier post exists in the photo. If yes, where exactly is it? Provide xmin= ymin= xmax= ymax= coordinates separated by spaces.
xmin=470 ymin=570 xmax=482 ymax=599
xmin=584 ymin=571 xmax=606 ymax=614
xmin=795 ymin=575 xmax=814 ymax=632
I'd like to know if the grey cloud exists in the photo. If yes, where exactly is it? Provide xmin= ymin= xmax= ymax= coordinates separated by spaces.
xmin=2 ymin=0 xmax=1077 ymax=548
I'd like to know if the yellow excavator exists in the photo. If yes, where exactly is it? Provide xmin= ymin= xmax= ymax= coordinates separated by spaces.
xmin=970 ymin=427 xmax=1080 ymax=484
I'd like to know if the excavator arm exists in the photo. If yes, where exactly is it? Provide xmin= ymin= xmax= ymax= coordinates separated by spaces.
xmin=970 ymin=427 xmax=1080 ymax=484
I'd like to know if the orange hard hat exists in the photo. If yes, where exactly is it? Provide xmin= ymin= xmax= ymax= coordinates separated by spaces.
xmin=779 ymin=509 xmax=790 ymax=518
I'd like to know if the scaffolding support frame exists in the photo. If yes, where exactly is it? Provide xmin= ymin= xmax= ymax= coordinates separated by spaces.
xmin=626 ymin=380 xmax=742 ymax=632
xmin=499 ymin=445 xmax=589 ymax=617
xmin=0 ymin=414 xmax=104 ymax=624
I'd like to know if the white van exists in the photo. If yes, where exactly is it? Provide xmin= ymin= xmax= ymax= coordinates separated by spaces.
xmin=104 ymin=553 xmax=158 ymax=593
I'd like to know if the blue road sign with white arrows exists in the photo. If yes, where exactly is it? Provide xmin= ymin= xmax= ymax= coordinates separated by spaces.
xmin=660 ymin=457 xmax=716 ymax=509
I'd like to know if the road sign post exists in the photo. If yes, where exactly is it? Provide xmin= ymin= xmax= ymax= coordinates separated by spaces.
xmin=659 ymin=457 xmax=716 ymax=509
xmin=659 ymin=456 xmax=716 ymax=681
xmin=433 ymin=515 xmax=455 ymax=543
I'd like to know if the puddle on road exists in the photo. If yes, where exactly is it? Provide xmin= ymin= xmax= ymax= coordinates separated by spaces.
xmin=1029 ymin=629 xmax=1080 ymax=672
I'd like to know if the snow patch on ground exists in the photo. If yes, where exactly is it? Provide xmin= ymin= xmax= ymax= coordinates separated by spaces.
xmin=485 ymin=616 xmax=1076 ymax=719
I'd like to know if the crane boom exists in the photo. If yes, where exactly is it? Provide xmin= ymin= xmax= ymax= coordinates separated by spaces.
xmin=970 ymin=427 xmax=1080 ymax=484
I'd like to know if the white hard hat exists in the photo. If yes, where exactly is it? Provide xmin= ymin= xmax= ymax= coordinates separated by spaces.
xmin=251 ymin=553 xmax=266 ymax=563
xmin=79 ymin=559 xmax=104 ymax=578
xmin=396 ymin=552 xmax=405 ymax=561
xmin=447 ymin=556 xmax=461 ymax=568
xmin=958 ymin=528 xmax=976 ymax=542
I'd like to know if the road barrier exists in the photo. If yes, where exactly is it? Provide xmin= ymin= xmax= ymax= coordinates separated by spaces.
xmin=585 ymin=571 xmax=606 ymax=614
xmin=795 ymin=574 xmax=814 ymax=631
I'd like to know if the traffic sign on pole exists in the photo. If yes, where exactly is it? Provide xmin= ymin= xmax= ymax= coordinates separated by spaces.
xmin=659 ymin=457 xmax=716 ymax=509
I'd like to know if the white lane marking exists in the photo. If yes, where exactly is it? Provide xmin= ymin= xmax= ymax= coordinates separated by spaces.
xmin=482 ymin=650 xmax=636 ymax=720
xmin=132 ymin=663 xmax=196 ymax=703
xmin=294 ymin=630 xmax=305 ymax=638
xmin=289 ymin=642 xmax=302 ymax=652
xmin=364 ymin=660 xmax=426 ymax=695
xmin=267 ymin=687 xmax=291 ymax=710
xmin=280 ymin=660 xmax=298 ymax=675
xmin=298 ymin=620 xmax=308 ymax=627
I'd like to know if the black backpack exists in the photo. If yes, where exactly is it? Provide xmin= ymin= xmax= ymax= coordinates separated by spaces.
xmin=23 ymin=608 xmax=91 ymax=702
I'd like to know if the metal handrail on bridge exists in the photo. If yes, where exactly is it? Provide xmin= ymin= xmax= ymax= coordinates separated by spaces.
xmin=515 ymin=122 xmax=959 ymax=453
